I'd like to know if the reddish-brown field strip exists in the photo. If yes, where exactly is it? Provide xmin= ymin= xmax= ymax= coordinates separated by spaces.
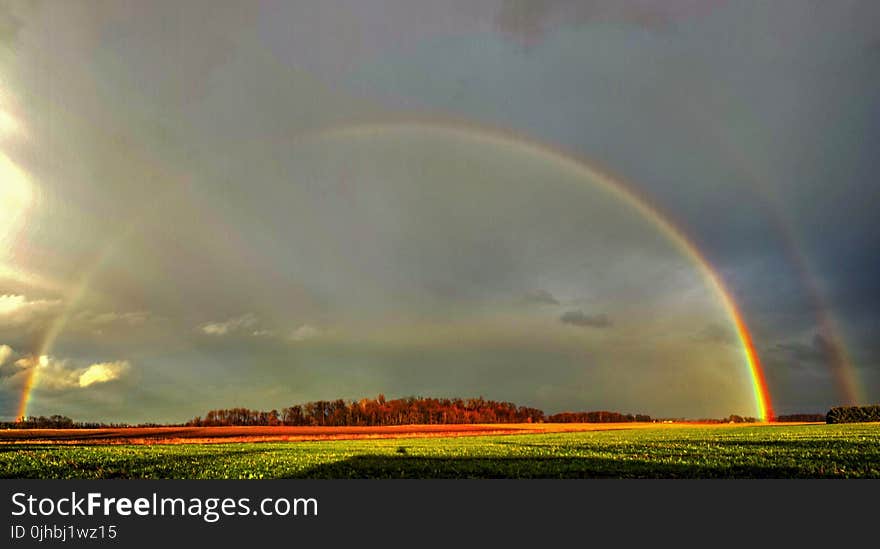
xmin=0 ymin=422 xmax=807 ymax=445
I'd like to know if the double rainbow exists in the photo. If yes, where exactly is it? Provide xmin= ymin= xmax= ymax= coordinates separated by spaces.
xmin=13 ymin=119 xmax=779 ymax=420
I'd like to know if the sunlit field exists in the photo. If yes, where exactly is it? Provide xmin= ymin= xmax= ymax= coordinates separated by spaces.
xmin=2 ymin=423 xmax=877 ymax=479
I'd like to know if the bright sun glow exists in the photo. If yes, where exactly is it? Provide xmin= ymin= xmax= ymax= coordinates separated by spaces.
xmin=0 ymin=110 xmax=19 ymax=138
xmin=0 ymin=152 xmax=32 ymax=247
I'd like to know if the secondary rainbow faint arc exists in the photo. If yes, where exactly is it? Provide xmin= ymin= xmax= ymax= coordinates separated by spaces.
xmin=16 ymin=119 xmax=775 ymax=421
xmin=674 ymin=85 xmax=863 ymax=406
xmin=313 ymin=120 xmax=775 ymax=421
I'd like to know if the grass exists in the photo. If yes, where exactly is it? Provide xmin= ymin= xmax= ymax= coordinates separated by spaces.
xmin=1 ymin=423 xmax=878 ymax=479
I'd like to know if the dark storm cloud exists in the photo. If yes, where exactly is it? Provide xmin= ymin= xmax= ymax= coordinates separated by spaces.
xmin=559 ymin=311 xmax=611 ymax=329
xmin=521 ymin=289 xmax=560 ymax=306
xmin=768 ymin=334 xmax=844 ymax=372
xmin=694 ymin=324 xmax=736 ymax=347
xmin=0 ymin=344 xmax=22 ymax=380
xmin=0 ymin=3 xmax=24 ymax=49
xmin=494 ymin=0 xmax=716 ymax=44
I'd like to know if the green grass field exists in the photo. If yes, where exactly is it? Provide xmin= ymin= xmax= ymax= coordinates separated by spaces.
xmin=2 ymin=423 xmax=878 ymax=479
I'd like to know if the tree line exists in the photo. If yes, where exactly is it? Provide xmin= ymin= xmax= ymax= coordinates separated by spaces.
xmin=10 ymin=399 xmax=859 ymax=428
xmin=0 ymin=415 xmax=130 ymax=429
xmin=775 ymin=413 xmax=826 ymax=422
xmin=675 ymin=414 xmax=759 ymax=424
xmin=826 ymin=405 xmax=880 ymax=424
xmin=546 ymin=411 xmax=652 ymax=423
xmin=187 ymin=395 xmax=547 ymax=427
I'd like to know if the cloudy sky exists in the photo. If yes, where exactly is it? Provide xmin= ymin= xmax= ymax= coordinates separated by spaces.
xmin=1 ymin=1 xmax=877 ymax=422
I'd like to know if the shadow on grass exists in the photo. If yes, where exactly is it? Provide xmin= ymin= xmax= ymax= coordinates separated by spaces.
xmin=293 ymin=455 xmax=813 ymax=479
xmin=5 ymin=443 xmax=877 ymax=479
xmin=706 ymin=439 xmax=878 ymax=449
xmin=495 ymin=438 xmax=880 ymax=454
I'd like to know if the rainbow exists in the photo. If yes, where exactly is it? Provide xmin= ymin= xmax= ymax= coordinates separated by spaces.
xmin=13 ymin=196 xmax=163 ymax=420
xmin=15 ymin=238 xmax=128 ymax=420
xmin=15 ymin=118 xmax=775 ymax=421
xmin=677 ymin=84 xmax=863 ymax=407
xmin=311 ymin=120 xmax=775 ymax=420
xmin=757 ymin=209 xmax=862 ymax=406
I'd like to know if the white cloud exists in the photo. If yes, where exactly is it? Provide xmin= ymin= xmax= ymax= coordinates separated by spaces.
xmin=200 ymin=313 xmax=258 ymax=336
xmin=198 ymin=316 xmax=321 ymax=341
xmin=0 ymin=296 xmax=155 ymax=338
xmin=0 ymin=345 xmax=130 ymax=391
xmin=0 ymin=345 xmax=33 ymax=377
xmin=78 ymin=361 xmax=129 ymax=387
xmin=290 ymin=324 xmax=321 ymax=342
xmin=0 ymin=344 xmax=12 ymax=365
xmin=73 ymin=310 xmax=151 ymax=327
xmin=0 ymin=294 xmax=61 ymax=327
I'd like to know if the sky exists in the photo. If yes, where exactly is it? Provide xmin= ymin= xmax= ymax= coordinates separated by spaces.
xmin=0 ymin=0 xmax=878 ymax=423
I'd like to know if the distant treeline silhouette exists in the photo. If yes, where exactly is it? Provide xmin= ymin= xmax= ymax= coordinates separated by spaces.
xmin=826 ymin=405 xmax=880 ymax=424
xmin=546 ymin=411 xmax=652 ymax=423
xmin=775 ymin=413 xmax=826 ymax=422
xmin=188 ymin=395 xmax=546 ymax=426
xmin=6 ymin=399 xmax=855 ymax=428
xmin=0 ymin=415 xmax=134 ymax=429
xmin=662 ymin=415 xmax=758 ymax=424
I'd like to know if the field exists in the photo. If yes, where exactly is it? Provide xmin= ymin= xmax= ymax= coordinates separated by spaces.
xmin=1 ymin=422 xmax=878 ymax=479
xmin=0 ymin=423 xmax=625 ymax=445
